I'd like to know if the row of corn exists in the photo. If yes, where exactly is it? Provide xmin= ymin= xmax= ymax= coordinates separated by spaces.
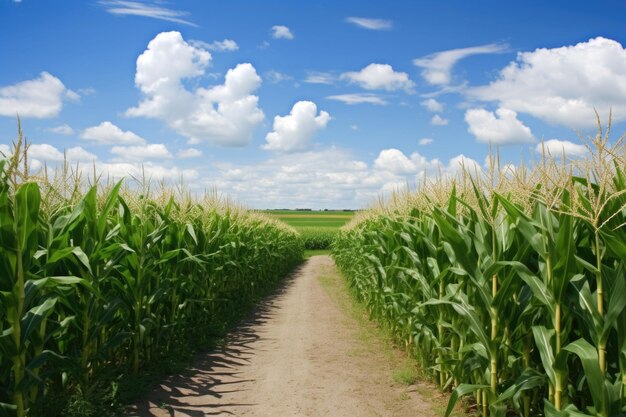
xmin=333 ymin=125 xmax=626 ymax=416
xmin=0 ymin=127 xmax=303 ymax=416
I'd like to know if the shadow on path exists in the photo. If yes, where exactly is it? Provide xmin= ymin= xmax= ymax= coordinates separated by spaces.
xmin=127 ymin=261 xmax=308 ymax=417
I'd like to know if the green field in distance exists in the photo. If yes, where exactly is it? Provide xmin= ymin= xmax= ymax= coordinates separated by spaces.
xmin=262 ymin=210 xmax=355 ymax=229
xmin=262 ymin=210 xmax=356 ymax=253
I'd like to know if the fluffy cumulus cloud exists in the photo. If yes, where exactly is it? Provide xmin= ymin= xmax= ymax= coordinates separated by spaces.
xmin=341 ymin=64 xmax=414 ymax=92
xmin=374 ymin=149 xmax=414 ymax=173
xmin=535 ymin=139 xmax=588 ymax=158
xmin=471 ymin=37 xmax=626 ymax=127
xmin=263 ymin=101 xmax=331 ymax=152
xmin=414 ymin=43 xmax=507 ymax=86
xmin=27 ymin=143 xmax=97 ymax=163
xmin=110 ymin=144 xmax=172 ymax=161
xmin=4 ymin=138 xmax=201 ymax=184
xmin=22 ymin=142 xmax=196 ymax=182
xmin=445 ymin=154 xmax=483 ymax=176
xmin=373 ymin=148 xmax=483 ymax=181
xmin=421 ymin=98 xmax=444 ymax=113
xmin=94 ymin=162 xmax=198 ymax=182
xmin=82 ymin=121 xmax=146 ymax=145
xmin=271 ymin=25 xmax=294 ymax=40
xmin=372 ymin=149 xmax=484 ymax=182
xmin=465 ymin=107 xmax=534 ymax=144
xmin=431 ymin=115 xmax=448 ymax=126
xmin=126 ymin=31 xmax=210 ymax=117
xmin=206 ymin=148 xmax=436 ymax=209
xmin=207 ymin=148 xmax=373 ymax=208
xmin=28 ymin=144 xmax=65 ymax=161
xmin=127 ymin=31 xmax=264 ymax=146
xmin=346 ymin=17 xmax=392 ymax=30
xmin=326 ymin=93 xmax=387 ymax=105
xmin=0 ymin=72 xmax=76 ymax=118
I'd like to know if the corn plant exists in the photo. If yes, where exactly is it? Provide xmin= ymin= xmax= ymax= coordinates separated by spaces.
xmin=333 ymin=120 xmax=625 ymax=417
xmin=0 ymin=124 xmax=304 ymax=416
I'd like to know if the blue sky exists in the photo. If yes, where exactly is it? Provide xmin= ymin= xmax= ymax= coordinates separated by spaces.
xmin=1 ymin=0 xmax=626 ymax=208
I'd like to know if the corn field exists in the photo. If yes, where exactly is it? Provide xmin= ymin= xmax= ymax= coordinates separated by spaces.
xmin=0 ymin=126 xmax=303 ymax=416
xmin=333 ymin=123 xmax=626 ymax=417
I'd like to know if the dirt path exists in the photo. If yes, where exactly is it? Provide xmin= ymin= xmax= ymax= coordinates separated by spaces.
xmin=127 ymin=256 xmax=439 ymax=417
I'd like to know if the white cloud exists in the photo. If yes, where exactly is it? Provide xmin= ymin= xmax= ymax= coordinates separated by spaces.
xmin=327 ymin=93 xmax=387 ymax=105
xmin=265 ymin=70 xmax=293 ymax=84
xmin=129 ymin=31 xmax=211 ymax=113
xmin=374 ymin=148 xmax=442 ymax=176
xmin=99 ymin=1 xmax=195 ymax=26
xmin=28 ymin=144 xmax=64 ymax=161
xmin=419 ymin=138 xmax=433 ymax=145
xmin=421 ymin=98 xmax=443 ymax=112
xmin=126 ymin=31 xmax=264 ymax=146
xmin=471 ymin=37 xmax=626 ymax=127
xmin=0 ymin=72 xmax=74 ymax=118
xmin=350 ymin=124 xmax=358 ymax=130
xmin=271 ymin=25 xmax=294 ymax=40
xmin=95 ymin=162 xmax=198 ymax=182
xmin=263 ymin=101 xmax=331 ymax=153
xmin=465 ymin=107 xmax=534 ymax=144
xmin=48 ymin=124 xmax=74 ymax=135
xmin=177 ymin=148 xmax=203 ymax=158
xmin=65 ymin=90 xmax=80 ymax=102
xmin=346 ymin=17 xmax=392 ymax=30
xmin=413 ymin=43 xmax=507 ymax=86
xmin=191 ymin=39 xmax=239 ymax=52
xmin=82 ymin=121 xmax=146 ymax=145
xmin=205 ymin=148 xmax=376 ymax=208
xmin=78 ymin=87 xmax=97 ymax=96
xmin=304 ymin=71 xmax=336 ymax=85
xmin=372 ymin=149 xmax=484 ymax=184
xmin=535 ymin=139 xmax=588 ymax=158
xmin=431 ymin=114 xmax=449 ymax=126
xmin=341 ymin=64 xmax=414 ymax=92
xmin=446 ymin=154 xmax=483 ymax=176
xmin=28 ymin=144 xmax=97 ymax=163
xmin=374 ymin=149 xmax=418 ymax=174
xmin=0 ymin=144 xmax=10 ymax=157
xmin=18 ymin=143 xmax=196 ymax=184
xmin=66 ymin=147 xmax=98 ymax=162
xmin=111 ymin=144 xmax=172 ymax=161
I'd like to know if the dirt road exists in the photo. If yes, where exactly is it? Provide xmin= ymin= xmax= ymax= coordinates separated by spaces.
xmin=128 ymin=256 xmax=438 ymax=417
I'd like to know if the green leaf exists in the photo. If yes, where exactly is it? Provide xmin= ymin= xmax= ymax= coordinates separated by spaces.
xmin=15 ymin=182 xmax=41 ymax=255
xmin=532 ymin=326 xmax=557 ymax=387
xmin=445 ymin=384 xmax=489 ymax=417
xmin=21 ymin=297 xmax=57 ymax=344
xmin=602 ymin=272 xmax=626 ymax=344
xmin=562 ymin=338 xmax=605 ymax=414
xmin=514 ymin=263 xmax=556 ymax=319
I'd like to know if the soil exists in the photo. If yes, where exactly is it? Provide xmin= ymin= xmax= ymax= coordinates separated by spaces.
xmin=127 ymin=255 xmax=439 ymax=417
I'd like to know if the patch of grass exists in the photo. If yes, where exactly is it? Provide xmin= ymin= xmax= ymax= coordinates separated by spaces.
xmin=304 ymin=249 xmax=332 ymax=258
xmin=264 ymin=210 xmax=355 ymax=250
xmin=393 ymin=366 xmax=420 ymax=385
